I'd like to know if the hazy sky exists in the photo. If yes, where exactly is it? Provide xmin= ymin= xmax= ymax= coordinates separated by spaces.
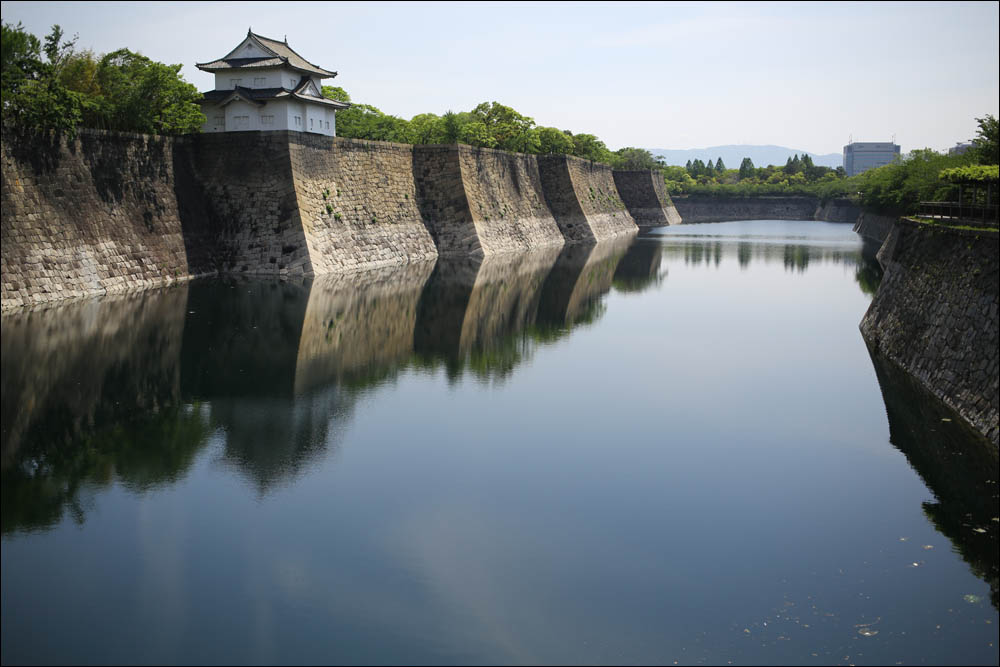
xmin=3 ymin=1 xmax=997 ymax=154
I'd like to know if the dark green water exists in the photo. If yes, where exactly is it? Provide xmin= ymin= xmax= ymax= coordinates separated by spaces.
xmin=2 ymin=221 xmax=997 ymax=665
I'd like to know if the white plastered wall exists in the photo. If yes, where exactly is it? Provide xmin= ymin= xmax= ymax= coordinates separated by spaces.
xmin=214 ymin=68 xmax=303 ymax=91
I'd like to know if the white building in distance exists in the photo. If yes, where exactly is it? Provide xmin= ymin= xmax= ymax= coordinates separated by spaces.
xmin=196 ymin=30 xmax=349 ymax=135
xmin=842 ymin=141 xmax=901 ymax=176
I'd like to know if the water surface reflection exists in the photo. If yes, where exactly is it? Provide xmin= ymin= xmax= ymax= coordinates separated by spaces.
xmin=2 ymin=222 xmax=994 ymax=666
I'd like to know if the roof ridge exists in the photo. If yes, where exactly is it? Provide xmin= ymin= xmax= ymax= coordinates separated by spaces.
xmin=249 ymin=31 xmax=334 ymax=77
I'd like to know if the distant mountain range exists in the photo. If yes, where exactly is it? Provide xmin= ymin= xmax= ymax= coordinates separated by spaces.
xmin=648 ymin=145 xmax=843 ymax=169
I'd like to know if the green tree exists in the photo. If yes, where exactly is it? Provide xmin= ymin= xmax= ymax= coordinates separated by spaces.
xmin=92 ymin=48 xmax=203 ymax=134
xmin=458 ymin=120 xmax=497 ymax=148
xmin=738 ymin=157 xmax=755 ymax=180
xmin=615 ymin=147 xmax=659 ymax=170
xmin=571 ymin=133 xmax=614 ymax=163
xmin=537 ymin=126 xmax=574 ymax=155
xmin=409 ymin=113 xmax=445 ymax=144
xmin=715 ymin=157 xmax=725 ymax=172
xmin=1 ymin=23 xmax=83 ymax=134
xmin=441 ymin=110 xmax=462 ymax=144
xmin=320 ymin=85 xmax=351 ymax=103
xmin=469 ymin=101 xmax=538 ymax=152
xmin=334 ymin=102 xmax=411 ymax=142
xmin=970 ymin=114 xmax=999 ymax=165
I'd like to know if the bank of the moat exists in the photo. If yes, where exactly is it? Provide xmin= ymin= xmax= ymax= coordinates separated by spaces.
xmin=860 ymin=219 xmax=999 ymax=446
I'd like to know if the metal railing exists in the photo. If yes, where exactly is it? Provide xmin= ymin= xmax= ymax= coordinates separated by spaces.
xmin=918 ymin=201 xmax=999 ymax=227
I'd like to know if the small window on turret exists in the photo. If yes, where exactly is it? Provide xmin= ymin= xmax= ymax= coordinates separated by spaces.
xmin=254 ymin=77 xmax=266 ymax=87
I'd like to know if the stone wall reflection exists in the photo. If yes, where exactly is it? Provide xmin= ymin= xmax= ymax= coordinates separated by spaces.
xmin=2 ymin=234 xmax=652 ymax=529
xmin=294 ymin=261 xmax=435 ymax=394
xmin=414 ymin=247 xmax=562 ymax=381
xmin=868 ymin=347 xmax=999 ymax=610
xmin=1 ymin=286 xmax=200 ymax=533
xmin=613 ymin=239 xmax=664 ymax=293
xmin=538 ymin=234 xmax=634 ymax=329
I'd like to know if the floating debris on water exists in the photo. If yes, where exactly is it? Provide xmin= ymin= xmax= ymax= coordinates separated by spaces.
xmin=922 ymin=545 xmax=934 ymax=550
xmin=858 ymin=628 xmax=879 ymax=637
xmin=964 ymin=594 xmax=983 ymax=604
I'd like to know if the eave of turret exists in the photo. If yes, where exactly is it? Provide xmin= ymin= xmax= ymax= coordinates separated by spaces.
xmin=198 ymin=85 xmax=350 ymax=110
xmin=196 ymin=30 xmax=337 ymax=78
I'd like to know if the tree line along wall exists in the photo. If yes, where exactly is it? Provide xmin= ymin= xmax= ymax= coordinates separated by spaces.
xmin=1 ymin=129 xmax=677 ymax=310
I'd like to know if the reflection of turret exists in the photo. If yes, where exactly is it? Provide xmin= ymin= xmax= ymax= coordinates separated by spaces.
xmin=178 ymin=278 xmax=346 ymax=494
xmin=538 ymin=234 xmax=634 ymax=328
xmin=210 ymin=384 xmax=352 ymax=496
xmin=1 ymin=286 xmax=206 ymax=534
xmin=612 ymin=238 xmax=664 ymax=293
xmin=294 ymin=261 xmax=435 ymax=394
xmin=867 ymin=346 xmax=999 ymax=610
xmin=413 ymin=247 xmax=561 ymax=380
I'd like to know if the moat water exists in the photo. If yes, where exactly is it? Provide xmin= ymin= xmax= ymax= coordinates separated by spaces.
xmin=2 ymin=220 xmax=997 ymax=665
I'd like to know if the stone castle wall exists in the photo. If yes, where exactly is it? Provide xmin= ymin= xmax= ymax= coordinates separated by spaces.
xmin=288 ymin=134 xmax=437 ymax=271
xmin=1 ymin=131 xmax=193 ymax=309
xmin=613 ymin=170 xmax=682 ymax=226
xmin=538 ymin=156 xmax=638 ymax=241
xmin=815 ymin=197 xmax=862 ymax=223
xmin=173 ymin=131 xmax=312 ymax=277
xmin=412 ymin=145 xmax=481 ymax=255
xmin=671 ymin=195 xmax=820 ymax=224
xmin=456 ymin=145 xmax=565 ymax=254
xmin=853 ymin=211 xmax=898 ymax=245
xmin=3 ymin=129 xmax=669 ymax=310
xmin=860 ymin=219 xmax=999 ymax=446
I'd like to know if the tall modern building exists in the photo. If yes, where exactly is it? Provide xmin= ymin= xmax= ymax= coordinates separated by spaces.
xmin=843 ymin=142 xmax=901 ymax=176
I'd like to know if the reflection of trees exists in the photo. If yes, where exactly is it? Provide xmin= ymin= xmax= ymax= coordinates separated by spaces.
xmin=659 ymin=239 xmax=863 ymax=272
xmin=1 ymin=404 xmax=212 ymax=534
xmin=737 ymin=241 xmax=753 ymax=268
xmin=854 ymin=239 xmax=884 ymax=296
xmin=867 ymin=347 xmax=999 ymax=610
xmin=210 ymin=385 xmax=351 ymax=496
xmin=782 ymin=244 xmax=810 ymax=272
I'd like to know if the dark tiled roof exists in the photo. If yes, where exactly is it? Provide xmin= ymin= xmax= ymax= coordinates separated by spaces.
xmin=196 ymin=57 xmax=286 ymax=70
xmin=197 ymin=31 xmax=337 ymax=78
xmin=200 ymin=85 xmax=350 ymax=110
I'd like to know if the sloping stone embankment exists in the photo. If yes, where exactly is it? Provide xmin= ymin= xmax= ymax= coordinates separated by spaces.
xmin=2 ymin=129 xmax=670 ymax=310
xmin=671 ymin=195 xmax=819 ymax=223
xmin=1 ymin=130 xmax=193 ymax=309
xmin=613 ymin=170 xmax=682 ymax=226
xmin=860 ymin=219 xmax=999 ymax=446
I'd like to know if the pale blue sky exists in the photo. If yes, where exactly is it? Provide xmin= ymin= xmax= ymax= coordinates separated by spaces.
xmin=2 ymin=1 xmax=997 ymax=154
